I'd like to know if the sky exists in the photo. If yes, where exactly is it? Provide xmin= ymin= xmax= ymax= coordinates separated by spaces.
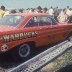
xmin=0 ymin=0 xmax=72 ymax=9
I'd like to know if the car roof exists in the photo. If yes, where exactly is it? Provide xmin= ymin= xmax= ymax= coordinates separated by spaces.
xmin=10 ymin=13 xmax=48 ymax=17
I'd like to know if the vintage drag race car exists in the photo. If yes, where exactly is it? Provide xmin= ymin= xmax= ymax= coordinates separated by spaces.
xmin=0 ymin=13 xmax=72 ymax=61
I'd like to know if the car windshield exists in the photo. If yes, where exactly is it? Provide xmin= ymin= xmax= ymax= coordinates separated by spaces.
xmin=0 ymin=15 xmax=24 ymax=27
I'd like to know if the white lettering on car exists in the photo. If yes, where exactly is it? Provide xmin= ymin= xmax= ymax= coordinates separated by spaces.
xmin=2 ymin=32 xmax=38 ymax=42
xmin=3 ymin=35 xmax=10 ymax=42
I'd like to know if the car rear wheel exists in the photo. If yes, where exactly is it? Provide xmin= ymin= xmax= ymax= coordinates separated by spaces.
xmin=11 ymin=43 xmax=34 ymax=61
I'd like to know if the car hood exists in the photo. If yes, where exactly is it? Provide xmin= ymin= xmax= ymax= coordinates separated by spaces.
xmin=0 ymin=25 xmax=16 ymax=32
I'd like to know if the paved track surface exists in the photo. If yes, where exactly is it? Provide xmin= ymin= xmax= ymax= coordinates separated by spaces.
xmin=0 ymin=41 xmax=72 ymax=72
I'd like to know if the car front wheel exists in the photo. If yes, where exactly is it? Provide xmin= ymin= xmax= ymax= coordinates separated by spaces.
xmin=11 ymin=43 xmax=33 ymax=61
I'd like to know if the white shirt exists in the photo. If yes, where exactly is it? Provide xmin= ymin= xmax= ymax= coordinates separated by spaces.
xmin=48 ymin=8 xmax=54 ymax=16
xmin=66 ymin=9 xmax=71 ymax=16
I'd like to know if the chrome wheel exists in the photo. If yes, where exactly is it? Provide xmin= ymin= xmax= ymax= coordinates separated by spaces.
xmin=19 ymin=44 xmax=30 ymax=57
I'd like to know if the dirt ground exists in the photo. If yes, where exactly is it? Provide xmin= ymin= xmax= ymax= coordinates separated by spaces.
xmin=39 ymin=48 xmax=72 ymax=72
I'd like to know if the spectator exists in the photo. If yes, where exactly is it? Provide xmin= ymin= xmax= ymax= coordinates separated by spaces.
xmin=66 ymin=6 xmax=71 ymax=16
xmin=43 ymin=7 xmax=48 ymax=13
xmin=54 ymin=6 xmax=59 ymax=22
xmin=25 ymin=8 xmax=30 ymax=13
xmin=19 ymin=9 xmax=23 ymax=13
xmin=65 ymin=6 xmax=72 ymax=23
xmin=4 ymin=9 xmax=10 ymax=16
xmin=36 ymin=6 xmax=42 ymax=13
xmin=48 ymin=6 xmax=54 ymax=17
xmin=29 ymin=8 xmax=35 ymax=13
xmin=10 ymin=9 xmax=17 ymax=14
xmin=0 ymin=5 xmax=5 ymax=19
xmin=67 ymin=8 xmax=72 ymax=23
xmin=57 ymin=9 xmax=68 ymax=24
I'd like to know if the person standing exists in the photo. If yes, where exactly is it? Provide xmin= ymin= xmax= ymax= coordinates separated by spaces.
xmin=42 ymin=7 xmax=48 ymax=13
xmin=66 ymin=6 xmax=71 ymax=17
xmin=0 ymin=5 xmax=5 ymax=19
xmin=48 ymin=6 xmax=54 ymax=17
xmin=57 ymin=9 xmax=68 ymax=24
xmin=54 ymin=6 xmax=59 ymax=22
xmin=36 ymin=6 xmax=42 ymax=13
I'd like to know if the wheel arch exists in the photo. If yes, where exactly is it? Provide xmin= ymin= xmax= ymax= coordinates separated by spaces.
xmin=14 ymin=41 xmax=36 ymax=49
xmin=25 ymin=41 xmax=36 ymax=48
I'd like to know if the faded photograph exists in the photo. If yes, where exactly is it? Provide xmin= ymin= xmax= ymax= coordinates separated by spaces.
xmin=0 ymin=0 xmax=71 ymax=72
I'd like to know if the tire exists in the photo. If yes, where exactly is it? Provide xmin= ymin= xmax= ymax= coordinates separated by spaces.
xmin=11 ymin=43 xmax=34 ymax=61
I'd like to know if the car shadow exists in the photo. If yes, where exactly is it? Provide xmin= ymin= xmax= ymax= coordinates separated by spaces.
xmin=0 ymin=46 xmax=50 ymax=69
xmin=0 ymin=53 xmax=20 ymax=69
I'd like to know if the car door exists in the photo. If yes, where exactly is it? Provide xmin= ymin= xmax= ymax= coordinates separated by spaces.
xmin=24 ymin=16 xmax=54 ymax=47
xmin=37 ymin=16 xmax=58 ymax=45
xmin=48 ymin=16 xmax=69 ymax=44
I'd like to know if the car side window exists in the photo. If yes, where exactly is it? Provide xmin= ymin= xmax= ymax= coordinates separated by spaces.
xmin=50 ymin=16 xmax=57 ymax=25
xmin=25 ymin=16 xmax=57 ymax=28
xmin=38 ymin=16 xmax=52 ymax=26
xmin=25 ymin=16 xmax=39 ymax=27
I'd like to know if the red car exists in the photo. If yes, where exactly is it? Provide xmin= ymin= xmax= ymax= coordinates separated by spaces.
xmin=0 ymin=13 xmax=72 ymax=61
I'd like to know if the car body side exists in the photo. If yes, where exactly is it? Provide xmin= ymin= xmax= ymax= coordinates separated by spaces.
xmin=0 ymin=13 xmax=72 ymax=53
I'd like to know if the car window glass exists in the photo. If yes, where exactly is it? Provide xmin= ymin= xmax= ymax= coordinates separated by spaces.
xmin=0 ymin=15 xmax=24 ymax=27
xmin=25 ymin=16 xmax=57 ymax=28
xmin=50 ymin=16 xmax=57 ymax=24
xmin=38 ymin=16 xmax=52 ymax=26
xmin=25 ymin=16 xmax=39 ymax=27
